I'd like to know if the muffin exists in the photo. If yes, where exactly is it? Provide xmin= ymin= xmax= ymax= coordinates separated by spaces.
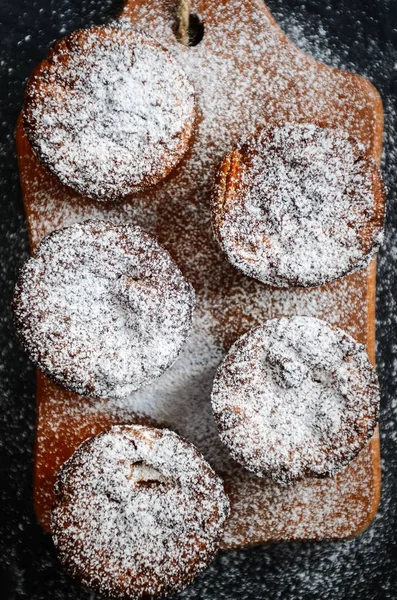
xmin=23 ymin=24 xmax=196 ymax=201
xmin=211 ymin=316 xmax=380 ymax=484
xmin=52 ymin=425 xmax=230 ymax=599
xmin=212 ymin=123 xmax=385 ymax=288
xmin=12 ymin=220 xmax=195 ymax=399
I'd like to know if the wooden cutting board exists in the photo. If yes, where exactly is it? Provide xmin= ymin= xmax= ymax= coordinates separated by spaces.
xmin=16 ymin=0 xmax=383 ymax=548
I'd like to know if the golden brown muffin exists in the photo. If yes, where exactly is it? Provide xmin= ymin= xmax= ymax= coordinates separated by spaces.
xmin=52 ymin=425 xmax=230 ymax=599
xmin=212 ymin=123 xmax=385 ymax=288
xmin=23 ymin=24 xmax=197 ymax=201
xmin=211 ymin=316 xmax=380 ymax=484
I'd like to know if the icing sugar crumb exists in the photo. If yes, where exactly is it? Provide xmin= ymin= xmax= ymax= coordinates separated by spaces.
xmin=52 ymin=425 xmax=229 ymax=599
xmin=19 ymin=0 xmax=386 ymax=550
xmin=211 ymin=317 xmax=380 ymax=483
xmin=12 ymin=220 xmax=195 ymax=398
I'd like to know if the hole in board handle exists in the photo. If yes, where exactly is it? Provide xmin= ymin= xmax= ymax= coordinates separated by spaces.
xmin=187 ymin=13 xmax=204 ymax=46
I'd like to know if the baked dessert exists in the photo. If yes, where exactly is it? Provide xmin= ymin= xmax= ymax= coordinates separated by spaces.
xmin=52 ymin=425 xmax=230 ymax=599
xmin=211 ymin=316 xmax=380 ymax=484
xmin=12 ymin=220 xmax=195 ymax=399
xmin=22 ymin=24 xmax=196 ymax=201
xmin=212 ymin=123 xmax=385 ymax=288
xmin=17 ymin=0 xmax=385 ymax=550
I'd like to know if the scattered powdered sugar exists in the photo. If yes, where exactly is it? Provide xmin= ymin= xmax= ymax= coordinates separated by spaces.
xmin=213 ymin=124 xmax=384 ymax=288
xmin=52 ymin=425 xmax=229 ymax=599
xmin=211 ymin=317 xmax=380 ymax=483
xmin=6 ymin=0 xmax=396 ymax=596
xmin=23 ymin=24 xmax=196 ymax=200
xmin=15 ymin=0 xmax=386 ymax=551
xmin=12 ymin=220 xmax=195 ymax=398
xmin=95 ymin=311 xmax=230 ymax=470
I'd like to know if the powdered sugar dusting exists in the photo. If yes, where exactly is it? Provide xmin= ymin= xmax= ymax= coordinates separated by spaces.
xmin=52 ymin=425 xmax=229 ymax=598
xmin=3 ymin=0 xmax=397 ymax=597
xmin=211 ymin=317 xmax=379 ymax=483
xmin=213 ymin=124 xmax=384 ymax=288
xmin=23 ymin=25 xmax=196 ymax=200
xmin=13 ymin=220 xmax=195 ymax=398
xmin=17 ymin=0 xmax=384 ymax=551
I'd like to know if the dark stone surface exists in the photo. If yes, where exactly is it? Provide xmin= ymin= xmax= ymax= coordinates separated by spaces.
xmin=0 ymin=1 xmax=396 ymax=598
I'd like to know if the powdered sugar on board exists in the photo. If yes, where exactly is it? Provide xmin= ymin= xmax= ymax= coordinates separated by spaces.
xmin=23 ymin=25 xmax=196 ymax=200
xmin=213 ymin=124 xmax=384 ymax=288
xmin=17 ymin=0 xmax=383 ymax=547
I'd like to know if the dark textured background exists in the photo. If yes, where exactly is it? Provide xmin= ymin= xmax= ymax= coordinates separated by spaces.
xmin=1 ymin=1 xmax=397 ymax=598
